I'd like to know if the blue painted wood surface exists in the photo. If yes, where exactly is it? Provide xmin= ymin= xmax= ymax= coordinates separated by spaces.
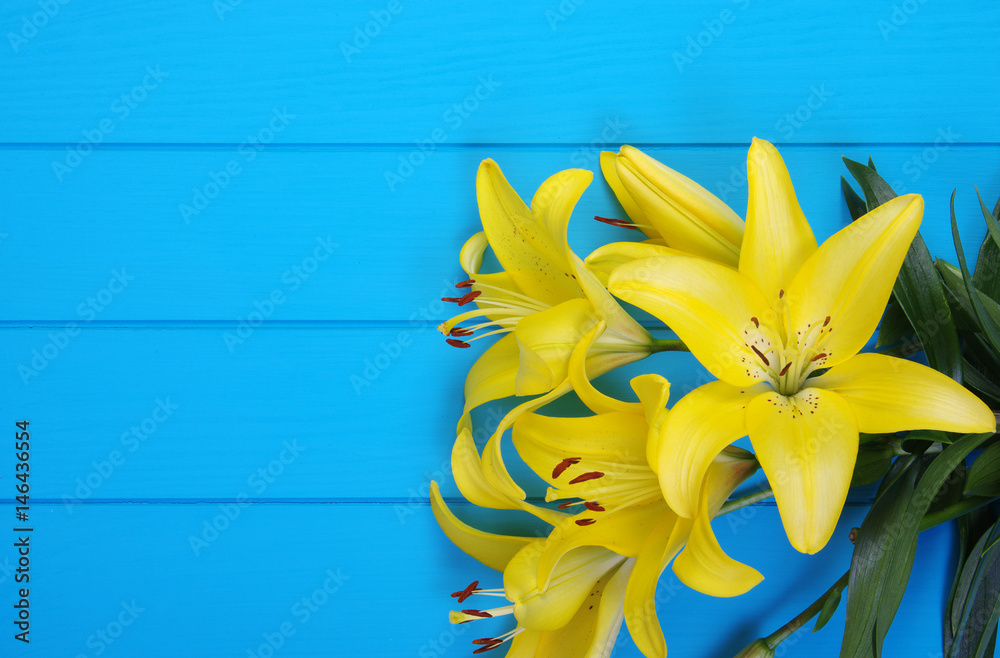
xmin=2 ymin=1 xmax=998 ymax=655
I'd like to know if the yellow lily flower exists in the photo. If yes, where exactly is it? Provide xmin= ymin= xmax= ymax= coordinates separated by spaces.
xmin=433 ymin=325 xmax=763 ymax=657
xmin=597 ymin=145 xmax=745 ymax=267
xmin=431 ymin=480 xmax=633 ymax=657
xmin=608 ymin=137 xmax=997 ymax=554
xmin=438 ymin=159 xmax=655 ymax=434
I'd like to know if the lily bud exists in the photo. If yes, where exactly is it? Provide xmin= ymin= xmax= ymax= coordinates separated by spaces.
xmin=602 ymin=145 xmax=744 ymax=266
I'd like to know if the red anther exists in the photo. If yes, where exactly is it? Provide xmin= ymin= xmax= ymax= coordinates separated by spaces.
xmin=823 ymin=316 xmax=831 ymax=327
xmin=449 ymin=327 xmax=474 ymax=337
xmin=462 ymin=610 xmax=493 ymax=618
xmin=778 ymin=362 xmax=792 ymax=376
xmin=779 ymin=289 xmax=785 ymax=298
xmin=457 ymin=290 xmax=482 ymax=306
xmin=568 ymin=471 xmax=605 ymax=484
xmin=594 ymin=215 xmax=639 ymax=229
xmin=473 ymin=640 xmax=504 ymax=654
xmin=552 ymin=457 xmax=581 ymax=479
xmin=558 ymin=501 xmax=576 ymax=509
xmin=451 ymin=581 xmax=479 ymax=603
xmin=811 ymin=353 xmax=827 ymax=362
xmin=447 ymin=339 xmax=471 ymax=348
xmin=584 ymin=501 xmax=605 ymax=512
xmin=575 ymin=518 xmax=597 ymax=526
xmin=473 ymin=638 xmax=498 ymax=645
xmin=751 ymin=345 xmax=770 ymax=366
xmin=750 ymin=317 xmax=759 ymax=328
xmin=442 ymin=296 xmax=461 ymax=303
xmin=456 ymin=280 xmax=476 ymax=288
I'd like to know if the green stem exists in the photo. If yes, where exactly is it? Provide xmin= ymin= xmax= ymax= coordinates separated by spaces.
xmin=765 ymin=570 xmax=851 ymax=648
xmin=650 ymin=338 xmax=688 ymax=353
xmin=718 ymin=487 xmax=774 ymax=517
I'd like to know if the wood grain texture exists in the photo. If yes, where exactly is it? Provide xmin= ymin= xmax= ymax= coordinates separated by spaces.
xmin=2 ymin=0 xmax=998 ymax=655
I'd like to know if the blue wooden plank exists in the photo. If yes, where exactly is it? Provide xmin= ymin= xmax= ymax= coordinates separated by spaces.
xmin=0 ymin=502 xmax=947 ymax=657
xmin=2 ymin=145 xmax=998 ymax=322
xmin=1 ymin=1 xmax=998 ymax=143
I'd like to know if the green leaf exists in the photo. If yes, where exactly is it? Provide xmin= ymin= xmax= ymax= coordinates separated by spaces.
xmin=966 ymin=443 xmax=1000 ymax=497
xmin=948 ymin=519 xmax=1000 ymax=658
xmin=842 ymin=158 xmax=962 ymax=381
xmin=952 ymin=192 xmax=1000 ymax=357
xmin=851 ymin=442 xmax=895 ymax=487
xmin=842 ymin=176 xmax=869 ymax=221
xmin=939 ymin=260 xmax=999 ymax=332
xmin=814 ymin=588 xmax=842 ymax=633
xmin=964 ymin=360 xmax=1000 ymax=407
xmin=974 ymin=233 xmax=1000 ymax=304
xmin=843 ymin=157 xmax=897 ymax=209
xmin=876 ymin=300 xmax=917 ymax=352
xmin=842 ymin=433 xmax=995 ymax=658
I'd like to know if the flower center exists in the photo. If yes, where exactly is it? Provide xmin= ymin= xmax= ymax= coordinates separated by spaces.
xmin=449 ymin=580 xmax=524 ymax=653
xmin=740 ymin=313 xmax=835 ymax=396
xmin=437 ymin=279 xmax=551 ymax=348
xmin=547 ymin=456 xmax=660 ymax=526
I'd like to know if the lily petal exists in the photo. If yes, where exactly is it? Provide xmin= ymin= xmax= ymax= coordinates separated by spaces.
xmin=513 ymin=410 xmax=648 ymax=489
xmin=746 ymin=388 xmax=859 ymax=554
xmin=505 ymin=542 xmax=625 ymax=631
xmin=429 ymin=481 xmax=534 ymax=572
xmin=811 ymin=352 xmax=996 ymax=434
xmin=615 ymin=145 xmax=744 ymax=266
xmin=585 ymin=241 xmax=684 ymax=286
xmin=609 ymin=254 xmax=774 ymax=386
xmin=630 ymin=373 xmax=671 ymax=473
xmin=514 ymin=298 xmax=600 ymax=396
xmin=787 ymin=194 xmax=923 ymax=370
xmin=531 ymin=168 xmax=594 ymax=257
xmin=477 ymin=159 xmax=583 ymax=305
xmin=658 ymin=381 xmax=769 ymax=518
xmin=740 ymin=137 xmax=818 ymax=303
xmin=459 ymin=333 xmax=520 ymax=431
xmin=513 ymin=559 xmax=633 ymax=658
xmin=672 ymin=476 xmax=763 ymax=597
xmin=623 ymin=513 xmax=694 ymax=658
xmin=567 ymin=323 xmax=644 ymax=416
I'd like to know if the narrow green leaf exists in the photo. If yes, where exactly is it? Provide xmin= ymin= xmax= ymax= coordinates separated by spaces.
xmin=876 ymin=300 xmax=918 ymax=352
xmin=977 ymin=189 xmax=1000 ymax=253
xmin=843 ymin=157 xmax=897 ymax=210
xmin=842 ymin=433 xmax=995 ymax=658
xmin=842 ymin=176 xmax=869 ymax=221
xmin=964 ymin=360 xmax=1000 ymax=407
xmin=852 ymin=442 xmax=895 ymax=486
xmin=939 ymin=260 xmax=1000 ymax=332
xmin=966 ymin=443 xmax=1000 ymax=497
xmin=814 ymin=589 xmax=842 ymax=633
xmin=948 ymin=519 xmax=1000 ymax=658
xmin=975 ymin=235 xmax=1000 ymax=304
xmin=952 ymin=192 xmax=1000 ymax=357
